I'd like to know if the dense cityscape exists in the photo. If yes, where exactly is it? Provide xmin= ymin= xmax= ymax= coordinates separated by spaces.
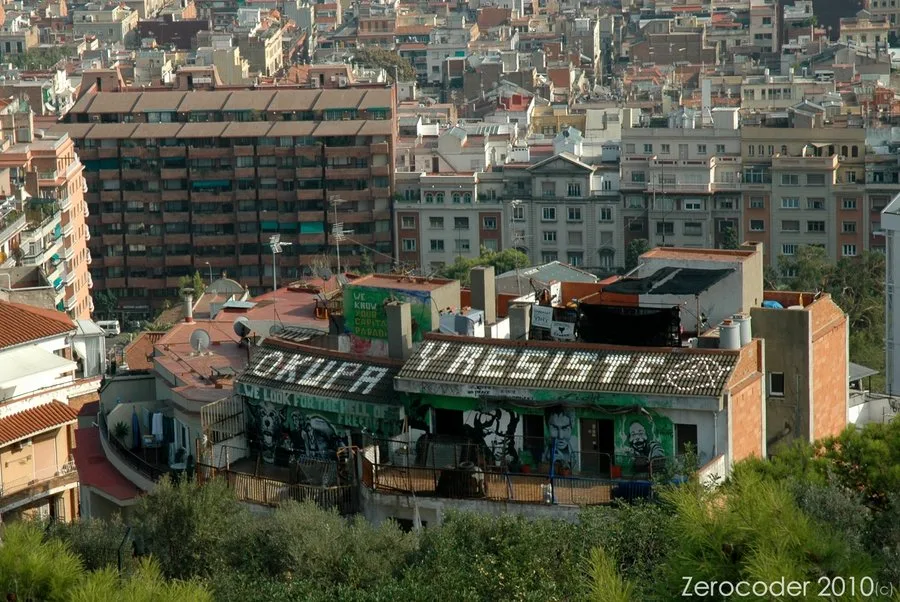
xmin=0 ymin=0 xmax=899 ymax=598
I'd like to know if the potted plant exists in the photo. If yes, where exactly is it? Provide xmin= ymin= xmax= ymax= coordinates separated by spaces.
xmin=112 ymin=421 xmax=129 ymax=444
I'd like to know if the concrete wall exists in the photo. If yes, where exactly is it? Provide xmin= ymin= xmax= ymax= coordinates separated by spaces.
xmin=99 ymin=374 xmax=156 ymax=409
xmin=751 ymin=305 xmax=812 ymax=447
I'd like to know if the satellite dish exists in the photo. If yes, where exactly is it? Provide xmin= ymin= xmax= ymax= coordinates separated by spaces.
xmin=233 ymin=316 xmax=251 ymax=338
xmin=189 ymin=329 xmax=211 ymax=353
xmin=269 ymin=324 xmax=284 ymax=336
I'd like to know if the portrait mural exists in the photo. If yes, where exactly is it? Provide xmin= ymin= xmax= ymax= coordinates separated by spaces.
xmin=616 ymin=413 xmax=673 ymax=473
xmin=542 ymin=407 xmax=577 ymax=469
xmin=245 ymin=400 xmax=348 ymax=464
xmin=463 ymin=408 xmax=520 ymax=466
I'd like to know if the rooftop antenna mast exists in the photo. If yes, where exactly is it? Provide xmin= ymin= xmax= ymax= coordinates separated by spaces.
xmin=330 ymin=195 xmax=353 ymax=275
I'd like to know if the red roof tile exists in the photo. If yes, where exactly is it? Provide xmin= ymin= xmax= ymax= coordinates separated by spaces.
xmin=0 ymin=400 xmax=78 ymax=445
xmin=0 ymin=302 xmax=74 ymax=350
xmin=73 ymin=427 xmax=141 ymax=501
xmin=123 ymin=331 xmax=165 ymax=371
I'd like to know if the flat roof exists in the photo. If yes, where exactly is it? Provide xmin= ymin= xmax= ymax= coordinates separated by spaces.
xmin=641 ymin=246 xmax=757 ymax=263
xmin=0 ymin=345 xmax=75 ymax=382
xmin=604 ymin=267 xmax=734 ymax=296
xmin=347 ymin=274 xmax=456 ymax=292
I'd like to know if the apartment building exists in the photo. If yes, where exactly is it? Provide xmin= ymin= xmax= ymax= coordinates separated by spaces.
xmin=839 ymin=10 xmax=890 ymax=48
xmin=0 ymin=302 xmax=102 ymax=522
xmin=862 ymin=0 xmax=900 ymax=33
xmin=739 ymin=70 xmax=835 ymax=111
xmin=0 ymin=106 xmax=93 ymax=320
xmin=72 ymin=3 xmax=140 ymax=46
xmin=620 ymin=107 xmax=743 ymax=251
xmin=749 ymin=0 xmax=782 ymax=55
xmin=53 ymin=69 xmax=397 ymax=319
xmin=740 ymin=107 xmax=866 ymax=266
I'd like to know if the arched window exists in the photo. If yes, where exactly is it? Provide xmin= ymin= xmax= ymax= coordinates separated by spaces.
xmin=757 ymin=145 xmax=764 ymax=155
xmin=851 ymin=146 xmax=859 ymax=158
xmin=781 ymin=145 xmax=787 ymax=155
xmin=425 ymin=193 xmax=434 ymax=203
xmin=841 ymin=145 xmax=849 ymax=157
xmin=452 ymin=192 xmax=461 ymax=203
xmin=463 ymin=193 xmax=472 ymax=203
xmin=436 ymin=192 xmax=445 ymax=203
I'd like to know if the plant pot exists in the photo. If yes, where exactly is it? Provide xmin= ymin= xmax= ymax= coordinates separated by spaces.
xmin=610 ymin=465 xmax=622 ymax=478
xmin=521 ymin=464 xmax=531 ymax=474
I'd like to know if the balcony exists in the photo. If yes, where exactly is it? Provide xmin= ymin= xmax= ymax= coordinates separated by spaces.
xmin=0 ymin=210 xmax=26 ymax=245
xmin=326 ymin=167 xmax=370 ymax=180
xmin=363 ymin=436 xmax=661 ymax=506
xmin=646 ymin=182 xmax=712 ymax=193
xmin=297 ymin=189 xmax=323 ymax=201
xmin=0 ymin=461 xmax=78 ymax=512
xmin=159 ymin=146 xmax=186 ymax=158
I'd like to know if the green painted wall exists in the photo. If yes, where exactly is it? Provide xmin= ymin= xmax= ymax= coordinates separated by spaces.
xmin=343 ymin=285 xmax=433 ymax=342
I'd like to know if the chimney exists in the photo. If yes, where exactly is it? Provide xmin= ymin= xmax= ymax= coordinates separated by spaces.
xmin=508 ymin=302 xmax=531 ymax=340
xmin=470 ymin=266 xmax=497 ymax=326
xmin=386 ymin=301 xmax=412 ymax=360
xmin=184 ymin=292 xmax=194 ymax=323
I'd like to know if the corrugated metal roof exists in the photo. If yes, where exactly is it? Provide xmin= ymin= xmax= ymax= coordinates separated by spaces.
xmin=238 ymin=342 xmax=401 ymax=401
xmin=0 ymin=400 xmax=78 ymax=446
xmin=396 ymin=338 xmax=739 ymax=398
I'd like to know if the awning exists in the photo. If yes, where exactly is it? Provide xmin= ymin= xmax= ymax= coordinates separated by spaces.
xmin=300 ymin=222 xmax=325 ymax=234
xmin=849 ymin=362 xmax=878 ymax=383
xmin=191 ymin=180 xmax=230 ymax=190
xmin=0 ymin=400 xmax=78 ymax=446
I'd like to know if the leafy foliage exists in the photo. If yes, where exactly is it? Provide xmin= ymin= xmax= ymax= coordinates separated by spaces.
xmin=625 ymin=239 xmax=649 ymax=271
xmin=93 ymin=289 xmax=118 ymax=318
xmin=437 ymin=248 xmax=529 ymax=286
xmin=720 ymin=225 xmax=739 ymax=249
xmin=351 ymin=48 xmax=415 ymax=82
xmin=46 ymin=516 xmax=136 ymax=573
xmin=177 ymin=271 xmax=207 ymax=299
xmin=7 ymin=47 xmax=74 ymax=70
xmin=585 ymin=547 xmax=634 ymax=602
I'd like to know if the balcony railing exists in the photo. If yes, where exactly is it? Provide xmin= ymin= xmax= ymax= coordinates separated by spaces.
xmin=98 ymin=410 xmax=170 ymax=482
xmin=0 ymin=211 xmax=26 ymax=244
xmin=0 ymin=459 xmax=76 ymax=499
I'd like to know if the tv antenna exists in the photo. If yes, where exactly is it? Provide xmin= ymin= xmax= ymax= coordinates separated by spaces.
xmin=189 ymin=328 xmax=211 ymax=354
xmin=329 ymin=196 xmax=353 ymax=276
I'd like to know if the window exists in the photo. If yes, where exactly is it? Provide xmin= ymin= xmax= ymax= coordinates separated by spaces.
xmin=697 ymin=144 xmax=707 ymax=154
xmin=656 ymin=221 xmax=674 ymax=235
xmin=781 ymin=174 xmax=800 ymax=186
xmin=842 ymin=221 xmax=857 ymax=233
xmin=750 ymin=196 xmax=765 ymax=209
xmin=430 ymin=239 xmax=444 ymax=251
xmin=628 ymin=219 xmax=644 ymax=232
xmin=843 ymin=244 xmax=857 ymax=257
xmin=541 ymin=252 xmax=558 ymax=262
xmin=781 ymin=197 xmax=800 ymax=209
xmin=842 ymin=198 xmax=857 ymax=210
xmin=542 ymin=231 xmax=557 ymax=243
xmin=716 ymin=144 xmax=726 ymax=154
xmin=567 ymin=252 xmax=583 ymax=266
xmin=602 ymin=179 xmax=612 ymax=191
xmin=781 ymin=220 xmax=800 ymax=232
xmin=482 ymin=217 xmax=497 ymax=230
xmin=512 ymin=205 xmax=525 ymax=220
xmin=542 ymin=207 xmax=557 ymax=221
xmin=748 ymin=145 xmax=755 ymax=156
xmin=401 ymin=216 xmax=415 ymax=229
xmin=750 ymin=219 xmax=765 ymax=231
xmin=429 ymin=216 xmax=444 ymax=229
xmin=542 ymin=182 xmax=555 ymax=197
xmin=402 ymin=238 xmax=416 ymax=251
xmin=717 ymin=199 xmax=735 ymax=210
xmin=625 ymin=143 xmax=635 ymax=154
xmin=769 ymin=372 xmax=785 ymax=396
xmin=631 ymin=171 xmax=646 ymax=183
xmin=567 ymin=207 xmax=582 ymax=222
xmin=807 ymin=173 xmax=825 ymax=186
xmin=454 ymin=217 xmax=469 ymax=230
xmin=807 ymin=198 xmax=825 ymax=210
xmin=436 ymin=192 xmax=445 ymax=203
xmin=599 ymin=207 xmax=612 ymax=222
xmin=455 ymin=239 xmax=470 ymax=252
xmin=463 ymin=193 xmax=472 ymax=203
xmin=568 ymin=231 xmax=583 ymax=245
xmin=684 ymin=222 xmax=703 ymax=236
xmin=425 ymin=193 xmax=434 ymax=203
xmin=807 ymin=221 xmax=825 ymax=233
xmin=567 ymin=183 xmax=581 ymax=197
xmin=661 ymin=144 xmax=671 ymax=154
xmin=846 ymin=171 xmax=857 ymax=183
xmin=643 ymin=143 xmax=653 ymax=154
xmin=452 ymin=192 xmax=462 ymax=204
xmin=782 ymin=244 xmax=798 ymax=255
xmin=483 ymin=239 xmax=498 ymax=251
xmin=684 ymin=200 xmax=701 ymax=211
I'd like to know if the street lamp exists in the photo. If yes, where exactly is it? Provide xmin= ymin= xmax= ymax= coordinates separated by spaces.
xmin=269 ymin=234 xmax=292 ymax=292
xmin=204 ymin=261 xmax=213 ymax=284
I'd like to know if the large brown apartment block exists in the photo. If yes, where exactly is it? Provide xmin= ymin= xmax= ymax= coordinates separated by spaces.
xmin=52 ymin=70 xmax=397 ymax=319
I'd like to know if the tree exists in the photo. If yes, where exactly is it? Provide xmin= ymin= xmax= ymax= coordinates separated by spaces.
xmin=586 ymin=548 xmax=634 ymax=602
xmin=177 ymin=271 xmax=206 ymax=299
xmin=68 ymin=558 xmax=212 ymax=602
xmin=46 ymin=516 xmax=136 ymax=573
xmin=351 ymin=48 xmax=415 ymax=82
xmin=720 ymin=226 xmax=739 ymax=250
xmin=131 ymin=476 xmax=248 ymax=580
xmin=625 ymin=239 xmax=650 ymax=271
xmin=437 ymin=248 xmax=528 ymax=287
xmin=7 ymin=46 xmax=74 ymax=70
xmin=357 ymin=251 xmax=375 ymax=275
xmin=93 ymin=289 xmax=118 ymax=318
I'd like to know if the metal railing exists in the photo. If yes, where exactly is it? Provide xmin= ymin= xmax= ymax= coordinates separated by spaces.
xmin=0 ymin=459 xmax=76 ymax=498
xmin=98 ymin=411 xmax=170 ymax=481
xmin=196 ymin=462 xmax=358 ymax=514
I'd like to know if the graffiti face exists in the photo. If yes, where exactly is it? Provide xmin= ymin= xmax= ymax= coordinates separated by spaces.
xmin=543 ymin=408 xmax=575 ymax=467
xmin=625 ymin=419 xmax=666 ymax=461
xmin=302 ymin=415 xmax=341 ymax=459
xmin=257 ymin=401 xmax=284 ymax=464
xmin=464 ymin=409 xmax=520 ymax=465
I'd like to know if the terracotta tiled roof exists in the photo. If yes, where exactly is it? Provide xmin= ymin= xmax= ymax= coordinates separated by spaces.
xmin=124 ymin=331 xmax=165 ymax=371
xmin=0 ymin=302 xmax=74 ymax=350
xmin=0 ymin=400 xmax=78 ymax=446
xmin=73 ymin=427 xmax=141 ymax=501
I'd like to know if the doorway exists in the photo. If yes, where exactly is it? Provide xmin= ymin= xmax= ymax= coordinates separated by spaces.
xmin=580 ymin=418 xmax=615 ymax=475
